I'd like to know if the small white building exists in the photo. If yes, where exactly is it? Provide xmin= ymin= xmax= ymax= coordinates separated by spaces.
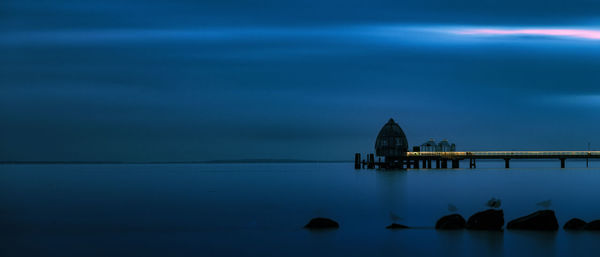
xmin=420 ymin=139 xmax=456 ymax=152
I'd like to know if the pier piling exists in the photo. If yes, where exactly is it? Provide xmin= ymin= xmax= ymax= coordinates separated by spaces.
xmin=353 ymin=151 xmax=600 ymax=170
xmin=367 ymin=154 xmax=375 ymax=169
xmin=451 ymin=159 xmax=459 ymax=169
xmin=354 ymin=153 xmax=361 ymax=169
xmin=469 ymin=158 xmax=476 ymax=169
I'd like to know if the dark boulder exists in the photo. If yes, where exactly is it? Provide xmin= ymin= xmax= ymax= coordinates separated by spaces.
xmin=506 ymin=210 xmax=559 ymax=230
xmin=584 ymin=220 xmax=600 ymax=230
xmin=466 ymin=209 xmax=504 ymax=230
xmin=304 ymin=217 xmax=339 ymax=229
xmin=436 ymin=214 xmax=466 ymax=229
xmin=564 ymin=218 xmax=587 ymax=230
xmin=386 ymin=223 xmax=409 ymax=229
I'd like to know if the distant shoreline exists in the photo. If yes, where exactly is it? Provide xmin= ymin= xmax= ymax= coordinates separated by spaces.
xmin=2 ymin=159 xmax=598 ymax=165
xmin=0 ymin=159 xmax=352 ymax=165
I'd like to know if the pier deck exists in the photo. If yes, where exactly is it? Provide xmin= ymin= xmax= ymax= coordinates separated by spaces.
xmin=355 ymin=151 xmax=600 ymax=169
xmin=407 ymin=151 xmax=600 ymax=159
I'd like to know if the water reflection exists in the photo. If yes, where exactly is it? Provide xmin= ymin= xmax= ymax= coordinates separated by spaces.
xmin=435 ymin=230 xmax=467 ymax=257
xmin=3 ymin=163 xmax=600 ymax=257
xmin=466 ymin=230 xmax=504 ymax=257
xmin=505 ymin=231 xmax=557 ymax=257
xmin=433 ymin=230 xmax=505 ymax=257
xmin=375 ymin=170 xmax=408 ymax=223
xmin=563 ymin=231 xmax=600 ymax=256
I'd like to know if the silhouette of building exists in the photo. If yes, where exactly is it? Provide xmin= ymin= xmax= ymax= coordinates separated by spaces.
xmin=357 ymin=118 xmax=600 ymax=170
xmin=420 ymin=139 xmax=456 ymax=152
xmin=421 ymin=139 xmax=437 ymax=152
xmin=375 ymin=118 xmax=409 ymax=163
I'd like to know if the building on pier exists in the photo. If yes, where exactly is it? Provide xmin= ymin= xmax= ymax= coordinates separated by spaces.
xmin=356 ymin=118 xmax=600 ymax=170
xmin=371 ymin=118 xmax=458 ymax=168
xmin=374 ymin=118 xmax=409 ymax=165
xmin=420 ymin=139 xmax=437 ymax=152
xmin=421 ymin=139 xmax=456 ymax=152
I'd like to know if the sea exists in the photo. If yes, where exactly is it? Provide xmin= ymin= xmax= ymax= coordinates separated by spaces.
xmin=3 ymin=161 xmax=600 ymax=257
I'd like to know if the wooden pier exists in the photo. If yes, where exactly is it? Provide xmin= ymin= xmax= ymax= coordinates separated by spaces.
xmin=355 ymin=151 xmax=600 ymax=169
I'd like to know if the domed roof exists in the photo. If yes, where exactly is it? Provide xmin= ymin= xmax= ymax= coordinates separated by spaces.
xmin=438 ymin=139 xmax=450 ymax=147
xmin=375 ymin=118 xmax=409 ymax=157
xmin=422 ymin=138 xmax=436 ymax=147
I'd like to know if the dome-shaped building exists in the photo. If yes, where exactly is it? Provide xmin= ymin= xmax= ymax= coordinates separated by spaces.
xmin=421 ymin=138 xmax=437 ymax=152
xmin=375 ymin=118 xmax=409 ymax=159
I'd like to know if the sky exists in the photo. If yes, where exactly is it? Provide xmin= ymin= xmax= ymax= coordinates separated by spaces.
xmin=2 ymin=0 xmax=600 ymax=162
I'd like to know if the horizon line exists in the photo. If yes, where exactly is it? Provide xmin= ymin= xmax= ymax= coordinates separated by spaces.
xmin=0 ymin=159 xmax=352 ymax=165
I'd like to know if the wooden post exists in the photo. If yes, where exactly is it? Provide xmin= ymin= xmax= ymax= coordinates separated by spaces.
xmin=504 ymin=158 xmax=510 ymax=169
xmin=354 ymin=153 xmax=361 ymax=169
xmin=560 ymin=158 xmax=566 ymax=169
xmin=441 ymin=159 xmax=448 ymax=169
xmin=469 ymin=158 xmax=476 ymax=168
xmin=451 ymin=159 xmax=459 ymax=169
xmin=368 ymin=154 xmax=375 ymax=169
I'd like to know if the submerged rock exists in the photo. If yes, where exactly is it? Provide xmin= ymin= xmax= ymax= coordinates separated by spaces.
xmin=386 ymin=223 xmax=409 ymax=229
xmin=466 ymin=209 xmax=504 ymax=230
xmin=584 ymin=220 xmax=600 ymax=230
xmin=507 ymin=210 xmax=558 ymax=230
xmin=436 ymin=214 xmax=466 ymax=230
xmin=304 ymin=217 xmax=339 ymax=229
xmin=564 ymin=218 xmax=587 ymax=230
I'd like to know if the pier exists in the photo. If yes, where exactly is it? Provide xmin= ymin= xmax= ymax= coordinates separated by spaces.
xmin=355 ymin=118 xmax=599 ymax=169
xmin=354 ymin=151 xmax=600 ymax=169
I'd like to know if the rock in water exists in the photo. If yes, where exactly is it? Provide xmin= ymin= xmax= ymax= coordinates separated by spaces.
xmin=563 ymin=218 xmax=587 ymax=230
xmin=506 ymin=210 xmax=559 ymax=230
xmin=386 ymin=223 xmax=409 ymax=229
xmin=304 ymin=217 xmax=339 ymax=229
xmin=583 ymin=220 xmax=600 ymax=230
xmin=436 ymin=214 xmax=466 ymax=229
xmin=466 ymin=209 xmax=504 ymax=230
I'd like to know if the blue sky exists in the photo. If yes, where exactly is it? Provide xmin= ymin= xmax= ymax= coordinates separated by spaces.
xmin=2 ymin=1 xmax=600 ymax=161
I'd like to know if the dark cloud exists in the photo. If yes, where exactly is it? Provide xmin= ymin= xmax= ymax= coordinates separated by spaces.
xmin=3 ymin=0 xmax=600 ymax=30
xmin=1 ymin=1 xmax=600 ymax=161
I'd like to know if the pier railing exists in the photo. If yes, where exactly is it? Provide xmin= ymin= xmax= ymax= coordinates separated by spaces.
xmin=406 ymin=151 xmax=600 ymax=159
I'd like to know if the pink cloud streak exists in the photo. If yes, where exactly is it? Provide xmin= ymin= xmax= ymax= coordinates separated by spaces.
xmin=454 ymin=28 xmax=600 ymax=40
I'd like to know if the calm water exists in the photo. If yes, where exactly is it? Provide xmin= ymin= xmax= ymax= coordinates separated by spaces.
xmin=3 ymin=161 xmax=600 ymax=257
